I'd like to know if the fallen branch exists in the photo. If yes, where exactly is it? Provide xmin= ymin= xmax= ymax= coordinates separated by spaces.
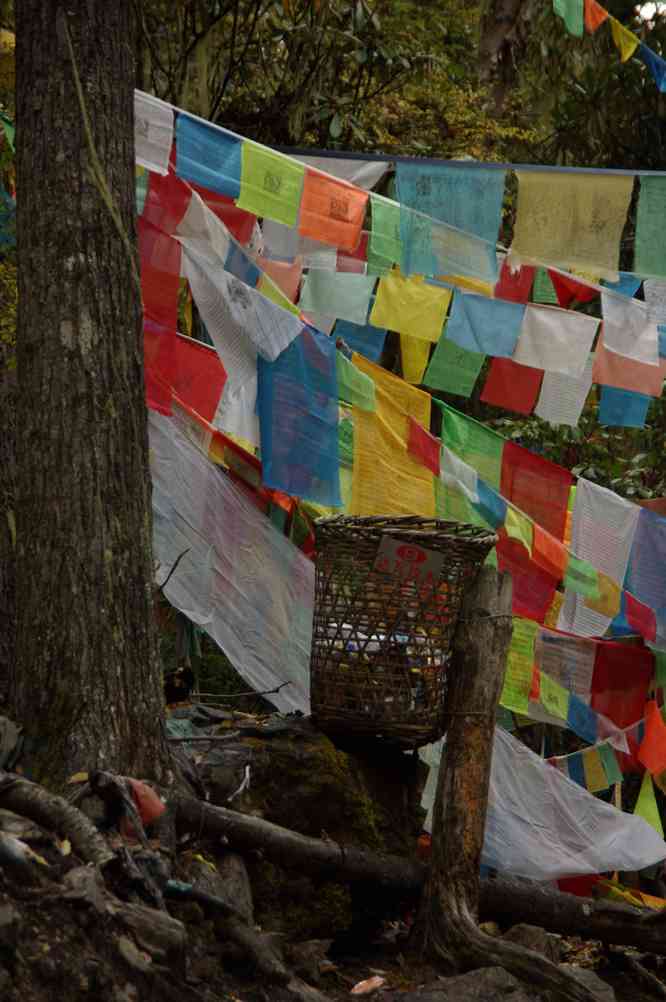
xmin=0 ymin=771 xmax=113 ymax=866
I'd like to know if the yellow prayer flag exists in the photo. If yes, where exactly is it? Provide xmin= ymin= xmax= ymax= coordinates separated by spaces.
xmin=635 ymin=771 xmax=664 ymax=837
xmin=540 ymin=672 xmax=569 ymax=720
xmin=401 ymin=334 xmax=431 ymax=384
xmin=582 ymin=748 xmax=609 ymax=793
xmin=438 ymin=274 xmax=494 ymax=297
xmin=370 ymin=271 xmax=452 ymax=342
xmin=349 ymin=355 xmax=435 ymax=517
xmin=583 ymin=571 xmax=621 ymax=618
xmin=609 ymin=18 xmax=639 ymax=63
xmin=500 ymin=618 xmax=539 ymax=715
xmin=504 ymin=505 xmax=533 ymax=555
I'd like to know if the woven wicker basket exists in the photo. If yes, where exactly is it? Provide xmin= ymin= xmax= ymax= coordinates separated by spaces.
xmin=310 ymin=515 xmax=496 ymax=748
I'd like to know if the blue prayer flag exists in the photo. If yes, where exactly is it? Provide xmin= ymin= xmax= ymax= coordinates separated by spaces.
xmin=396 ymin=163 xmax=506 ymax=246
xmin=658 ymin=325 xmax=666 ymax=359
xmin=334 ymin=318 xmax=387 ymax=363
xmin=400 ymin=206 xmax=436 ymax=276
xmin=473 ymin=481 xmax=507 ymax=529
xmin=624 ymin=508 xmax=666 ymax=642
xmin=257 ymin=327 xmax=341 ymax=506
xmin=598 ymin=386 xmax=651 ymax=428
xmin=175 ymin=113 xmax=242 ymax=199
xmin=225 ymin=242 xmax=261 ymax=288
xmin=446 ymin=292 xmax=525 ymax=357
xmin=602 ymin=272 xmax=642 ymax=298
xmin=567 ymin=753 xmax=586 ymax=788
xmin=567 ymin=694 xmax=598 ymax=745
xmin=638 ymin=43 xmax=666 ymax=93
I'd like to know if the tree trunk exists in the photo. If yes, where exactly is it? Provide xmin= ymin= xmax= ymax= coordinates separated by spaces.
xmin=416 ymin=567 xmax=601 ymax=1001
xmin=478 ymin=0 xmax=532 ymax=115
xmin=0 ymin=263 xmax=15 ymax=707
xmin=13 ymin=2 xmax=168 ymax=787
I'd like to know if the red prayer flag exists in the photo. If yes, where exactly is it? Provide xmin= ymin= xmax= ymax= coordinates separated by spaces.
xmin=141 ymin=168 xmax=191 ymax=235
xmin=144 ymin=318 xmax=177 ymax=416
xmin=173 ymin=334 xmax=227 ymax=424
xmin=480 ymin=357 xmax=543 ymax=415
xmin=585 ymin=0 xmax=609 ymax=32
xmin=138 ymin=218 xmax=182 ymax=332
xmin=548 ymin=270 xmax=597 ymax=308
xmin=495 ymin=259 xmax=535 ymax=303
xmin=496 ymin=533 xmax=558 ymax=622
xmin=407 ymin=417 xmax=441 ymax=476
xmin=533 ymin=523 xmax=569 ymax=579
xmin=501 ymin=441 xmax=573 ymax=541
xmin=189 ymin=180 xmax=256 ymax=245
xmin=590 ymin=640 xmax=654 ymax=729
xmin=638 ymin=700 xmax=666 ymax=775
xmin=624 ymin=591 xmax=657 ymax=643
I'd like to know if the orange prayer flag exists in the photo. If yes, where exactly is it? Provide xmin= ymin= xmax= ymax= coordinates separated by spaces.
xmin=532 ymin=524 xmax=568 ymax=580
xmin=638 ymin=700 xmax=666 ymax=776
xmin=584 ymin=0 xmax=608 ymax=33
xmin=298 ymin=168 xmax=368 ymax=253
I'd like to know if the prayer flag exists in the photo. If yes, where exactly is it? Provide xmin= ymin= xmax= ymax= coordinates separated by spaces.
xmin=584 ymin=0 xmax=608 ymax=32
xmin=624 ymin=591 xmax=657 ymax=644
xmin=567 ymin=693 xmax=598 ymax=744
xmin=624 ymin=508 xmax=666 ymax=645
xmin=369 ymin=195 xmax=402 ymax=266
xmin=334 ymin=317 xmax=387 ymax=362
xmin=336 ymin=352 xmax=375 ymax=412
xmin=501 ymin=618 xmax=539 ymax=714
xmin=236 ymin=143 xmax=304 ymax=227
xmin=144 ymin=318 xmax=177 ymax=416
xmin=298 ymin=168 xmax=368 ymax=252
xmin=400 ymin=206 xmax=435 ymax=276
xmin=401 ymin=335 xmax=431 ymax=385
xmin=511 ymin=171 xmax=633 ymax=281
xmin=567 ymin=752 xmax=586 ymax=787
xmin=300 ymin=271 xmax=376 ymax=326
xmin=540 ymin=672 xmax=570 ymax=720
xmin=599 ymin=743 xmax=623 ymax=785
xmin=189 ymin=181 xmax=256 ymax=244
xmin=548 ymin=269 xmax=597 ymax=308
xmin=501 ymin=440 xmax=573 ymax=540
xmin=257 ymin=326 xmax=341 ymax=506
xmin=395 ymin=163 xmax=506 ymax=246
xmin=591 ymin=640 xmax=654 ymax=729
xmin=440 ymin=404 xmax=504 ymax=488
xmin=583 ymin=747 xmax=610 ymax=792
xmin=602 ymin=272 xmax=642 ymax=298
xmin=534 ymin=355 xmax=594 ymax=427
xmin=593 ymin=333 xmax=666 ymax=396
xmin=350 ymin=355 xmax=435 ymax=517
xmin=496 ymin=536 xmax=558 ymax=622
xmin=474 ymin=481 xmax=508 ymax=529
xmin=495 ymin=259 xmax=535 ymax=303
xmin=563 ymin=552 xmax=600 ymax=598
xmin=424 ymin=336 xmax=485 ymax=398
xmin=135 ymin=91 xmax=174 ymax=176
xmin=638 ymin=701 xmax=666 ymax=775
xmin=535 ymin=628 xmax=596 ymax=700
xmin=172 ymin=334 xmax=227 ymax=424
xmin=259 ymin=256 xmax=303 ymax=304
xmin=504 ymin=505 xmax=533 ymax=554
xmin=638 ymin=43 xmax=666 ymax=93
xmin=407 ymin=418 xmax=441 ymax=475
xmin=601 ymin=291 xmax=660 ymax=365
xmin=533 ymin=524 xmax=569 ymax=578
xmin=553 ymin=0 xmax=584 ymax=37
xmin=370 ymin=271 xmax=452 ymax=341
xmin=480 ymin=357 xmax=543 ymax=415
xmin=138 ymin=218 xmax=182 ymax=332
xmin=598 ymin=386 xmax=651 ymax=428
xmin=175 ymin=113 xmax=241 ymax=199
xmin=634 ymin=771 xmax=664 ymax=837
xmin=532 ymin=267 xmax=559 ymax=305
xmin=445 ymin=292 xmax=525 ymax=357
xmin=635 ymin=177 xmax=666 ymax=278
xmin=584 ymin=571 xmax=622 ymax=618
xmin=609 ymin=17 xmax=639 ymax=63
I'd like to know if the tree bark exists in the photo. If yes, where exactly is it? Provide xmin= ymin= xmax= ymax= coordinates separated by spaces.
xmin=478 ymin=0 xmax=532 ymax=115
xmin=0 ymin=282 xmax=15 ymax=707
xmin=14 ymin=2 xmax=168 ymax=787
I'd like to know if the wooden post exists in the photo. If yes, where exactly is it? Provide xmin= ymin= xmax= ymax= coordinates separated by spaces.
xmin=416 ymin=566 xmax=599 ymax=1002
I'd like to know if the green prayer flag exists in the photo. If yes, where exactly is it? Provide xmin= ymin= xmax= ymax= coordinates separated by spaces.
xmin=532 ymin=266 xmax=559 ymax=305
xmin=553 ymin=0 xmax=584 ymax=37
xmin=338 ymin=416 xmax=354 ymax=468
xmin=369 ymin=194 xmax=402 ymax=266
xmin=439 ymin=403 xmax=504 ymax=489
xmin=424 ymin=335 xmax=485 ymax=398
xmin=599 ymin=743 xmax=623 ymax=786
xmin=236 ymin=142 xmax=304 ymax=227
xmin=539 ymin=672 xmax=570 ymax=720
xmin=336 ymin=352 xmax=375 ymax=412
xmin=634 ymin=770 xmax=664 ymax=837
xmin=564 ymin=553 xmax=600 ymax=599
xmin=500 ymin=618 xmax=538 ymax=715
xmin=635 ymin=177 xmax=666 ymax=279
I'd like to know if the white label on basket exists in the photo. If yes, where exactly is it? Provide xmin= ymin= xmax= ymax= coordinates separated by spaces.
xmin=373 ymin=536 xmax=444 ymax=589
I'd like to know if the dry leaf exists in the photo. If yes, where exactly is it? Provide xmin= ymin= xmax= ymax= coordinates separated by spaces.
xmin=67 ymin=772 xmax=89 ymax=784
xmin=351 ymin=975 xmax=386 ymax=995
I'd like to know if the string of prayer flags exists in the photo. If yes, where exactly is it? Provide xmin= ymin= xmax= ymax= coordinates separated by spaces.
xmin=513 ymin=304 xmax=598 ymax=377
xmin=609 ymin=17 xmax=639 ymax=63
xmin=480 ymin=357 xmax=543 ymax=415
xmin=584 ymin=0 xmax=608 ymax=33
xmin=635 ymin=177 xmax=666 ymax=279
xmin=236 ymin=143 xmax=304 ymax=227
xmin=175 ymin=113 xmax=242 ymax=199
xmin=601 ymin=292 xmax=660 ymax=366
xmin=638 ymin=701 xmax=666 ymax=776
xmin=598 ymin=386 xmax=651 ymax=428
xmin=635 ymin=771 xmax=664 ymax=837
xmin=400 ymin=335 xmax=431 ymax=385
xmin=334 ymin=317 xmax=387 ymax=362
xmin=257 ymin=326 xmax=341 ymax=506
xmin=298 ymin=169 xmax=368 ymax=252
xmin=510 ymin=171 xmax=633 ymax=281
xmin=336 ymin=351 xmax=376 ymax=412
xmin=500 ymin=618 xmax=540 ymax=715
xmin=135 ymin=91 xmax=173 ymax=176
xmin=424 ymin=336 xmax=486 ymax=398
xmin=299 ymin=271 xmax=376 ymax=325
xmin=369 ymin=270 xmax=452 ymax=341
xmin=534 ymin=355 xmax=594 ymax=428
xmin=638 ymin=44 xmax=666 ymax=94
xmin=446 ymin=292 xmax=525 ymax=357
xmin=350 ymin=355 xmax=435 ymax=517
xmin=395 ymin=162 xmax=507 ymax=246
xmin=593 ymin=333 xmax=666 ymax=396
xmin=495 ymin=259 xmax=535 ymax=303
xmin=553 ymin=0 xmax=584 ymax=37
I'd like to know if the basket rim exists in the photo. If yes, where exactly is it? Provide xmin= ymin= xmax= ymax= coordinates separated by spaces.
xmin=313 ymin=514 xmax=496 ymax=547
